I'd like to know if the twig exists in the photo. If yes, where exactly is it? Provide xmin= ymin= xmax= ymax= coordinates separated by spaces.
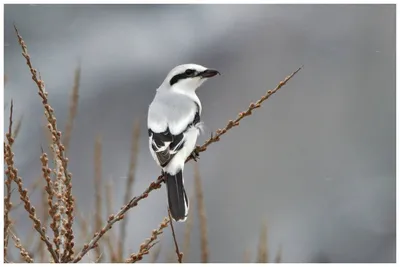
xmin=93 ymin=135 xmax=103 ymax=262
xmin=256 ymin=220 xmax=268 ymax=263
xmin=39 ymin=151 xmax=59 ymax=258
xmin=168 ymin=209 xmax=183 ymax=263
xmin=4 ymin=100 xmax=14 ymax=261
xmin=63 ymin=65 xmax=80 ymax=152
xmin=4 ymin=101 xmax=59 ymax=263
xmin=124 ymin=217 xmax=169 ymax=263
xmin=118 ymin=120 xmax=140 ymax=261
xmin=73 ymin=66 xmax=302 ymax=262
xmin=14 ymin=24 xmax=75 ymax=262
xmin=194 ymin=163 xmax=209 ymax=263
xmin=10 ymin=230 xmax=34 ymax=263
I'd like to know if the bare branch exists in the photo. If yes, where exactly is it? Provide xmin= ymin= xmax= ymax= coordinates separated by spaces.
xmin=168 ymin=209 xmax=183 ymax=263
xmin=124 ymin=217 xmax=169 ymax=263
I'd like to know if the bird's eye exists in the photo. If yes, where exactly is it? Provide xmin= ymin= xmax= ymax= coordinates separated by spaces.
xmin=185 ymin=69 xmax=195 ymax=76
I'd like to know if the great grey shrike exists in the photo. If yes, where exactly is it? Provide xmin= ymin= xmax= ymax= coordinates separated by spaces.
xmin=147 ymin=63 xmax=220 ymax=222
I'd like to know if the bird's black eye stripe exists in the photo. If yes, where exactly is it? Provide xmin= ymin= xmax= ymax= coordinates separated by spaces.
xmin=185 ymin=69 xmax=195 ymax=76
xmin=170 ymin=69 xmax=197 ymax=86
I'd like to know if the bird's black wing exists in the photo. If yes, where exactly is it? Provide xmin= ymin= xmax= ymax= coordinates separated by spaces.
xmin=148 ymin=128 xmax=185 ymax=168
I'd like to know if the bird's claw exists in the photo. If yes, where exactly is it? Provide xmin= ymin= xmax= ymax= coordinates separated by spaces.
xmin=190 ymin=149 xmax=200 ymax=161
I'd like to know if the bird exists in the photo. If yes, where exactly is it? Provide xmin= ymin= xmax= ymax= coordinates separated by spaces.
xmin=147 ymin=63 xmax=220 ymax=222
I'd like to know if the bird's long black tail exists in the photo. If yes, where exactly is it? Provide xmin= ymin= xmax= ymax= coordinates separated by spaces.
xmin=165 ymin=170 xmax=188 ymax=222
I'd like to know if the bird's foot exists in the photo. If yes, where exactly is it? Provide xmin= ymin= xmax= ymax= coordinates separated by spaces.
xmin=160 ymin=170 xmax=167 ymax=183
xmin=190 ymin=149 xmax=200 ymax=161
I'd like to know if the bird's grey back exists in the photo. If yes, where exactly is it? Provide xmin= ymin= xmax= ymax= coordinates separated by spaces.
xmin=148 ymin=90 xmax=199 ymax=135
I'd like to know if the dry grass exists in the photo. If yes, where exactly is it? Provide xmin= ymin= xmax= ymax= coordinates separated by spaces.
xmin=4 ymin=25 xmax=302 ymax=263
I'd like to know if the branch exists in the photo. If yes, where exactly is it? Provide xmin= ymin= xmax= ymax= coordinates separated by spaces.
xmin=168 ymin=209 xmax=183 ymax=263
xmin=73 ymin=66 xmax=302 ymax=262
xmin=124 ymin=217 xmax=169 ymax=263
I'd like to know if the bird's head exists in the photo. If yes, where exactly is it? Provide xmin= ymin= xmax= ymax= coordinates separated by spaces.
xmin=160 ymin=63 xmax=220 ymax=93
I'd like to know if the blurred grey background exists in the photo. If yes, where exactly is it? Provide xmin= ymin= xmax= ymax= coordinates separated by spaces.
xmin=4 ymin=4 xmax=395 ymax=263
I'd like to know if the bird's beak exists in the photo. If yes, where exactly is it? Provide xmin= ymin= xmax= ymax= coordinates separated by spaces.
xmin=198 ymin=69 xmax=220 ymax=78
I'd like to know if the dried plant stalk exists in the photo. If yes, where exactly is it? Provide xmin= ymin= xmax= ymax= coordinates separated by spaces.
xmin=93 ymin=135 xmax=103 ymax=262
xmin=257 ymin=220 xmax=268 ymax=263
xmin=73 ymin=66 xmax=302 ymax=262
xmin=118 ymin=120 xmax=140 ymax=261
xmin=63 ymin=66 xmax=80 ymax=152
xmin=39 ymin=151 xmax=59 ymax=258
xmin=168 ymin=209 xmax=183 ymax=263
xmin=10 ymin=230 xmax=34 ymax=263
xmin=4 ymin=100 xmax=14 ymax=261
xmin=124 ymin=217 xmax=169 ymax=263
xmin=4 ymin=101 xmax=59 ymax=263
xmin=194 ymin=163 xmax=209 ymax=263
xmin=14 ymin=25 xmax=75 ymax=262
